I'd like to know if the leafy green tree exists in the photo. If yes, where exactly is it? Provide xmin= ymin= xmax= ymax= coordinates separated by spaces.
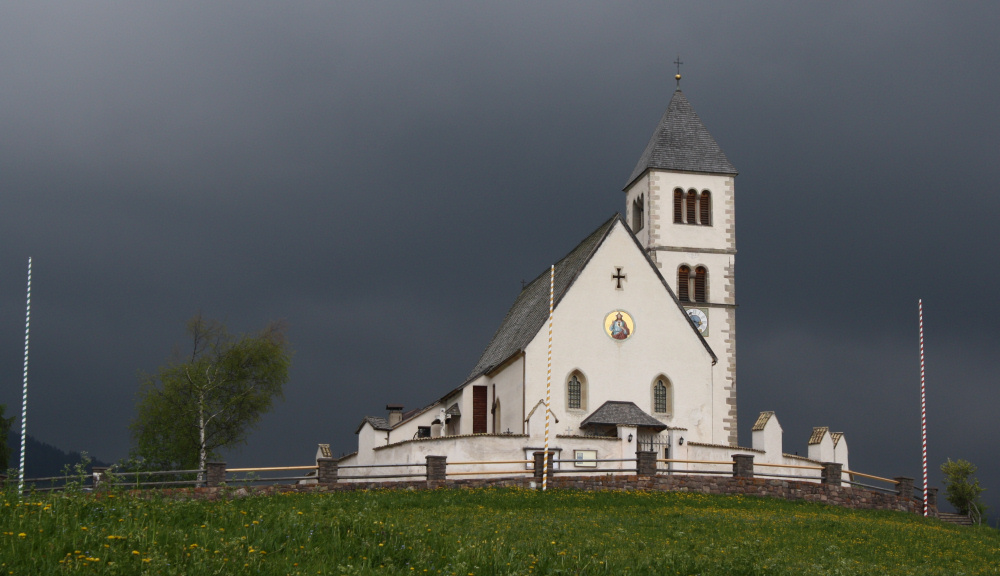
xmin=940 ymin=458 xmax=987 ymax=523
xmin=0 ymin=404 xmax=14 ymax=471
xmin=130 ymin=314 xmax=291 ymax=473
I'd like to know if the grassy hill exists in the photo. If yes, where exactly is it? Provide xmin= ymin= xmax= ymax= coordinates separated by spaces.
xmin=1 ymin=488 xmax=997 ymax=575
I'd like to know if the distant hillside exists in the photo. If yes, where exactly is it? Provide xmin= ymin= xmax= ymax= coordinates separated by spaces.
xmin=4 ymin=434 xmax=110 ymax=478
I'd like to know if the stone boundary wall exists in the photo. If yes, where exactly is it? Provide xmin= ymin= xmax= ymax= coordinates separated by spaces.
xmin=149 ymin=473 xmax=930 ymax=517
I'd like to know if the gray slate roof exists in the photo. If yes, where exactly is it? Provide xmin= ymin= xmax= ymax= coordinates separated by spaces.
xmin=464 ymin=215 xmax=620 ymax=382
xmin=625 ymin=89 xmax=737 ymax=188
xmin=464 ymin=212 xmax=717 ymax=384
xmin=354 ymin=415 xmax=392 ymax=434
xmin=580 ymin=401 xmax=667 ymax=431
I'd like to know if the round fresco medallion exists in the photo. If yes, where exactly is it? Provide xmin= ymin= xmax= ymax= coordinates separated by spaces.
xmin=603 ymin=310 xmax=635 ymax=341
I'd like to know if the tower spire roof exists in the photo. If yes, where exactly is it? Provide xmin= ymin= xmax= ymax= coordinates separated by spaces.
xmin=625 ymin=89 xmax=737 ymax=188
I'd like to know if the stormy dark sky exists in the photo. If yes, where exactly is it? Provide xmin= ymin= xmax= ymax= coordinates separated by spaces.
xmin=2 ymin=3 xmax=998 ymax=514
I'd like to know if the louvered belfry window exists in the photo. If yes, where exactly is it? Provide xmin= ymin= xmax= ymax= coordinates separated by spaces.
xmin=677 ymin=265 xmax=691 ymax=301
xmin=654 ymin=380 xmax=668 ymax=413
xmin=673 ymin=189 xmax=684 ymax=223
xmin=568 ymin=375 xmax=582 ymax=410
xmin=686 ymin=190 xmax=697 ymax=224
xmin=694 ymin=267 xmax=708 ymax=302
xmin=699 ymin=190 xmax=711 ymax=225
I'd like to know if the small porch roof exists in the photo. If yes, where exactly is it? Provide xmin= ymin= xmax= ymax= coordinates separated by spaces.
xmin=580 ymin=401 xmax=667 ymax=431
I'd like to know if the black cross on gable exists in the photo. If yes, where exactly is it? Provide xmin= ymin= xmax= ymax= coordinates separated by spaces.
xmin=612 ymin=267 xmax=627 ymax=289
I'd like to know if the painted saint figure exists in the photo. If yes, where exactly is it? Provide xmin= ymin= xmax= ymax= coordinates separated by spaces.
xmin=610 ymin=312 xmax=630 ymax=340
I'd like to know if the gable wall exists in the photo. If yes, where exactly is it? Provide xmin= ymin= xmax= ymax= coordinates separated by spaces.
xmin=521 ymin=222 xmax=718 ymax=442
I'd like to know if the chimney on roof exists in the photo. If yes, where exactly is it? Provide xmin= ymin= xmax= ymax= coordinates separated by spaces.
xmin=386 ymin=404 xmax=404 ymax=426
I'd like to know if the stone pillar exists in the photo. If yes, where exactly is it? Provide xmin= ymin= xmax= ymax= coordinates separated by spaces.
xmin=732 ymin=454 xmax=754 ymax=479
xmin=533 ymin=451 xmax=555 ymax=481
xmin=636 ymin=451 xmax=657 ymax=477
xmin=894 ymin=476 xmax=914 ymax=499
xmin=205 ymin=462 xmax=227 ymax=488
xmin=426 ymin=456 xmax=447 ymax=482
xmin=92 ymin=467 xmax=109 ymax=490
xmin=317 ymin=458 xmax=338 ymax=484
xmin=821 ymin=462 xmax=843 ymax=486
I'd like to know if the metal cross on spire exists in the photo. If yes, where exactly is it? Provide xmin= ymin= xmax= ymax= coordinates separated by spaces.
xmin=673 ymin=56 xmax=683 ymax=88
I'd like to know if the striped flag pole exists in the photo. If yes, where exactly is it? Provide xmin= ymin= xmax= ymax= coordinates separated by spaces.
xmin=919 ymin=299 xmax=928 ymax=516
xmin=542 ymin=265 xmax=555 ymax=491
xmin=18 ymin=258 xmax=32 ymax=495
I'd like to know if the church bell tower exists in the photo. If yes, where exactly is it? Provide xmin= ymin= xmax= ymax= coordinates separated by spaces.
xmin=623 ymin=79 xmax=739 ymax=446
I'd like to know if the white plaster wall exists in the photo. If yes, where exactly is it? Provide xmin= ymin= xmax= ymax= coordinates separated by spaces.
xmin=632 ymin=170 xmax=737 ymax=446
xmin=752 ymin=417 xmax=784 ymax=464
xmin=808 ymin=435 xmax=835 ymax=463
xmin=385 ymin=402 xmax=444 ymax=444
xmin=521 ymin=221 xmax=718 ymax=443
xmin=486 ymin=356 xmax=525 ymax=434
xmin=833 ymin=438 xmax=849 ymax=471
xmin=356 ymin=424 xmax=389 ymax=465
xmin=643 ymin=171 xmax=734 ymax=251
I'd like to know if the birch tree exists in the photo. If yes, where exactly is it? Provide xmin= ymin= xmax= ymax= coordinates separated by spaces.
xmin=129 ymin=314 xmax=291 ymax=473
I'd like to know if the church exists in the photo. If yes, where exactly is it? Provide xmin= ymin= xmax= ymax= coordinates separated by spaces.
xmin=338 ymin=81 xmax=849 ymax=478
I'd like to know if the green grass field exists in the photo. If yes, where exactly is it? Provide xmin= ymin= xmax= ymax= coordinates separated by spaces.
xmin=0 ymin=487 xmax=996 ymax=575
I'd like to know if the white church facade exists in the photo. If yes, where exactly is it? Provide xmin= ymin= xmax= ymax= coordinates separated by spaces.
xmin=337 ymin=86 xmax=849 ymax=479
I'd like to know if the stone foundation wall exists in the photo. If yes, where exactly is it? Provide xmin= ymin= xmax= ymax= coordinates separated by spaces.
xmin=150 ymin=473 xmax=928 ymax=516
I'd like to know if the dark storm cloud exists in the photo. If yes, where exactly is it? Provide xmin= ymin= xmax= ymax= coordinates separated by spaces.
xmin=2 ymin=2 xmax=998 ymax=515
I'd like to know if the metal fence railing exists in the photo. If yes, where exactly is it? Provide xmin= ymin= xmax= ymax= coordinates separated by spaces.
xmin=5 ymin=454 xmax=909 ymax=505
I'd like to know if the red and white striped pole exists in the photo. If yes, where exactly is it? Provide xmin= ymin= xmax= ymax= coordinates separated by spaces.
xmin=542 ymin=265 xmax=555 ymax=491
xmin=919 ymin=299 xmax=928 ymax=516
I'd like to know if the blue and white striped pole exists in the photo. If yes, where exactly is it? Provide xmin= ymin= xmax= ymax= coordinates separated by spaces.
xmin=18 ymin=257 xmax=32 ymax=495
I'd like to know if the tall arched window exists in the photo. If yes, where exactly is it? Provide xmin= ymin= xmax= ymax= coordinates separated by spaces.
xmin=673 ymin=189 xmax=684 ymax=223
xmin=566 ymin=372 xmax=587 ymax=411
xmin=699 ymin=190 xmax=711 ymax=225
xmin=677 ymin=265 xmax=691 ymax=301
xmin=686 ymin=190 xmax=697 ymax=224
xmin=653 ymin=377 xmax=672 ymax=415
xmin=694 ymin=266 xmax=708 ymax=303
xmin=632 ymin=194 xmax=644 ymax=232
xmin=677 ymin=266 xmax=691 ymax=302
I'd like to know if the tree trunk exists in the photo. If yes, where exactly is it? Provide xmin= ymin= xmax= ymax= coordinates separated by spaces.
xmin=198 ymin=390 xmax=206 ymax=482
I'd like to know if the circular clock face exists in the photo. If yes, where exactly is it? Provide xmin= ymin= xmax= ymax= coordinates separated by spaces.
xmin=686 ymin=308 xmax=708 ymax=334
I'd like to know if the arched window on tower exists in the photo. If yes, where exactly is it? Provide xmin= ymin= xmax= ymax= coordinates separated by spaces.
xmin=673 ymin=189 xmax=684 ymax=223
xmin=694 ymin=266 xmax=708 ymax=303
xmin=699 ymin=190 xmax=711 ymax=226
xmin=566 ymin=372 xmax=587 ymax=411
xmin=677 ymin=265 xmax=691 ymax=302
xmin=653 ymin=377 xmax=672 ymax=415
xmin=686 ymin=190 xmax=697 ymax=224
xmin=632 ymin=194 xmax=644 ymax=232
